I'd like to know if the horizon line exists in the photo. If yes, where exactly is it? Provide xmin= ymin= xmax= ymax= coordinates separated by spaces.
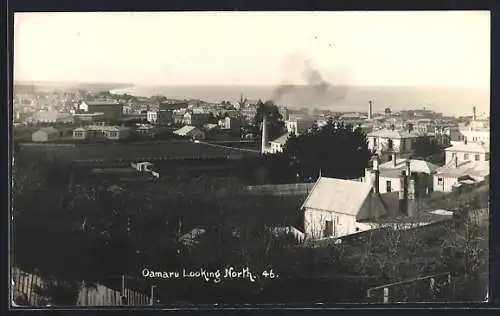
xmin=13 ymin=80 xmax=490 ymax=90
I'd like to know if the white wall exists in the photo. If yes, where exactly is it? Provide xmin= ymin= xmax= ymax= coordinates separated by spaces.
xmin=445 ymin=151 xmax=488 ymax=165
xmin=461 ymin=130 xmax=490 ymax=144
xmin=433 ymin=174 xmax=458 ymax=192
xmin=377 ymin=176 xmax=402 ymax=194
xmin=147 ymin=111 xmax=157 ymax=123
xmin=304 ymin=209 xmax=358 ymax=240
xmin=368 ymin=136 xmax=419 ymax=154
xmin=79 ymin=101 xmax=89 ymax=112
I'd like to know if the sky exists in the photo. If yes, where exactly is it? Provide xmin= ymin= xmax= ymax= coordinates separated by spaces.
xmin=14 ymin=11 xmax=490 ymax=88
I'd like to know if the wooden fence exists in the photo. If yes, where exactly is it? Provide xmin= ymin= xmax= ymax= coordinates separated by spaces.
xmin=11 ymin=267 xmax=151 ymax=306
xmin=11 ymin=267 xmax=46 ymax=305
xmin=366 ymin=272 xmax=452 ymax=303
xmin=76 ymin=284 xmax=150 ymax=306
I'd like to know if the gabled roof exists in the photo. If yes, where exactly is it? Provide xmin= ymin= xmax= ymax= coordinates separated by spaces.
xmin=379 ymin=159 xmax=440 ymax=174
xmin=106 ymin=125 xmax=131 ymax=132
xmin=301 ymin=177 xmax=373 ymax=216
xmin=37 ymin=127 xmax=59 ymax=134
xmin=174 ymin=125 xmax=197 ymax=135
xmin=367 ymin=129 xmax=419 ymax=139
xmin=270 ymin=133 xmax=290 ymax=145
xmin=436 ymin=160 xmax=490 ymax=178
xmin=445 ymin=142 xmax=489 ymax=154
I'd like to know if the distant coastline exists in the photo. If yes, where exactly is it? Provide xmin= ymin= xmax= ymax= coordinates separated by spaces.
xmin=14 ymin=81 xmax=134 ymax=93
xmin=110 ymin=84 xmax=489 ymax=117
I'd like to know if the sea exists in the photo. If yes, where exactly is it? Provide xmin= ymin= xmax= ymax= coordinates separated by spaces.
xmin=110 ymin=85 xmax=490 ymax=117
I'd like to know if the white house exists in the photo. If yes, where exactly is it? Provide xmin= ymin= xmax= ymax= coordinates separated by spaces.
xmin=375 ymin=155 xmax=440 ymax=194
xmin=268 ymin=133 xmax=289 ymax=154
xmin=27 ymin=111 xmax=74 ymax=124
xmin=135 ymin=124 xmax=155 ymax=137
xmin=147 ymin=110 xmax=158 ymax=123
xmin=72 ymin=127 xmax=89 ymax=140
xmin=32 ymin=127 xmax=60 ymax=142
xmin=460 ymin=129 xmax=490 ymax=144
xmin=301 ymin=177 xmax=388 ymax=240
xmin=173 ymin=125 xmax=206 ymax=139
xmin=367 ymin=129 xmax=420 ymax=162
xmin=445 ymin=141 xmax=490 ymax=165
xmin=285 ymin=118 xmax=315 ymax=136
xmin=105 ymin=126 xmax=132 ymax=140
xmin=72 ymin=124 xmax=131 ymax=141
xmin=433 ymin=160 xmax=489 ymax=193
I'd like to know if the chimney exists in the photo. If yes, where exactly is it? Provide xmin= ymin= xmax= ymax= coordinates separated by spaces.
xmin=473 ymin=106 xmax=477 ymax=121
xmin=368 ymin=101 xmax=373 ymax=120
xmin=407 ymin=178 xmax=416 ymax=217
xmin=392 ymin=153 xmax=397 ymax=167
xmin=364 ymin=168 xmax=372 ymax=183
xmin=372 ymin=156 xmax=380 ymax=194
xmin=261 ymin=114 xmax=268 ymax=154
xmin=399 ymin=170 xmax=408 ymax=215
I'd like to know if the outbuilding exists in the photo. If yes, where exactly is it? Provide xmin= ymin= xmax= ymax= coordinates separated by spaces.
xmin=31 ymin=127 xmax=60 ymax=142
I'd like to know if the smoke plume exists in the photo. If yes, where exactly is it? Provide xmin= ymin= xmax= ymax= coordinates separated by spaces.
xmin=272 ymin=56 xmax=347 ymax=107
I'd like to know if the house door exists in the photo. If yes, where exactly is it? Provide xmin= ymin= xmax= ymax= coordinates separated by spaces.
xmin=325 ymin=220 xmax=334 ymax=237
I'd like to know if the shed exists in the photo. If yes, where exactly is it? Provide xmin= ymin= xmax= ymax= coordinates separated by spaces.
xmin=31 ymin=127 xmax=60 ymax=142
xmin=302 ymin=177 xmax=388 ymax=240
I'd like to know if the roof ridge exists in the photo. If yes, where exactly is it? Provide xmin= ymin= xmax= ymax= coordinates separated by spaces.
xmin=300 ymin=177 xmax=322 ymax=210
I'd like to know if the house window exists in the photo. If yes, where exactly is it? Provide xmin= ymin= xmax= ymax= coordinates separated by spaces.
xmin=325 ymin=220 xmax=334 ymax=237
xmin=387 ymin=139 xmax=393 ymax=150
xmin=437 ymin=177 xmax=443 ymax=185
xmin=464 ymin=153 xmax=469 ymax=160
xmin=373 ymin=138 xmax=377 ymax=147
xmin=386 ymin=181 xmax=392 ymax=192
xmin=475 ymin=154 xmax=480 ymax=161
xmin=486 ymin=153 xmax=490 ymax=161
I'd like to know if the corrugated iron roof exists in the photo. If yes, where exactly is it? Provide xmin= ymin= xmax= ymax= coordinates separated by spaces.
xmin=436 ymin=160 xmax=489 ymax=178
xmin=367 ymin=129 xmax=419 ymax=139
xmin=37 ymin=127 xmax=59 ymax=134
xmin=379 ymin=159 xmax=440 ymax=174
xmin=270 ymin=133 xmax=290 ymax=145
xmin=301 ymin=177 xmax=373 ymax=216
xmin=174 ymin=125 xmax=197 ymax=135
xmin=445 ymin=142 xmax=489 ymax=153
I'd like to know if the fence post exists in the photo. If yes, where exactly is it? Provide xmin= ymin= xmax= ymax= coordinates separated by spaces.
xmin=383 ymin=287 xmax=389 ymax=303
xmin=150 ymin=285 xmax=156 ymax=305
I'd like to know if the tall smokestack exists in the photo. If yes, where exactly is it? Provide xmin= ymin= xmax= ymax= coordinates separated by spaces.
xmin=407 ymin=178 xmax=416 ymax=217
xmin=473 ymin=106 xmax=477 ymax=121
xmin=399 ymin=170 xmax=408 ymax=215
xmin=368 ymin=100 xmax=373 ymax=120
xmin=372 ymin=156 xmax=380 ymax=194
xmin=261 ymin=114 xmax=268 ymax=154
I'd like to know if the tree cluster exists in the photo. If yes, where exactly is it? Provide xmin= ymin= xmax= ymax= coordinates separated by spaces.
xmin=252 ymin=100 xmax=286 ymax=141
xmin=254 ymin=120 xmax=372 ymax=183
